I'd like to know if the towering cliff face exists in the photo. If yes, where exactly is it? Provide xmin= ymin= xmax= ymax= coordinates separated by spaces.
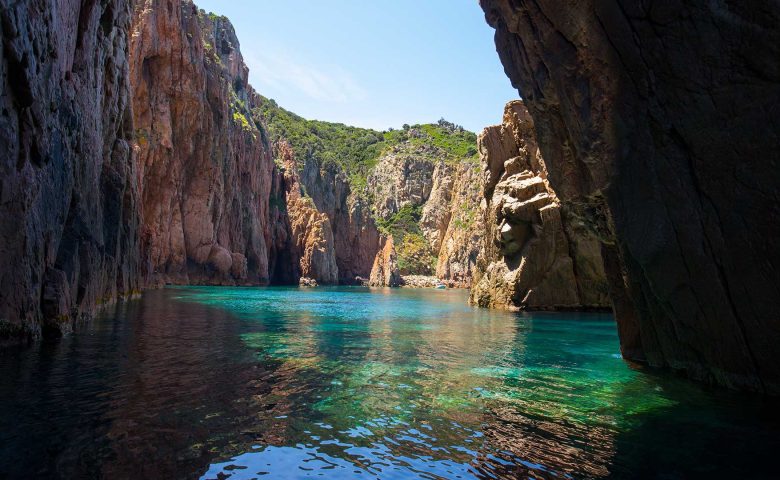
xmin=131 ymin=1 xmax=287 ymax=286
xmin=0 ymin=0 xmax=141 ymax=337
xmin=470 ymin=101 xmax=609 ymax=310
xmin=277 ymin=142 xmax=338 ymax=285
xmin=298 ymin=160 xmax=381 ymax=284
xmin=481 ymin=1 xmax=780 ymax=393
xmin=433 ymin=163 xmax=484 ymax=284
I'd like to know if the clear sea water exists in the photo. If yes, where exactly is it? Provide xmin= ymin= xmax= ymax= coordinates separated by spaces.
xmin=0 ymin=287 xmax=778 ymax=479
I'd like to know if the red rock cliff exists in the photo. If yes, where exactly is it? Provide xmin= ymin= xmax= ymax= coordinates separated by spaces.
xmin=131 ymin=0 xmax=288 ymax=285
xmin=480 ymin=0 xmax=780 ymax=393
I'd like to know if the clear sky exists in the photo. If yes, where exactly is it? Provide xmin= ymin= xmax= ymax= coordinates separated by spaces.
xmin=194 ymin=0 xmax=519 ymax=133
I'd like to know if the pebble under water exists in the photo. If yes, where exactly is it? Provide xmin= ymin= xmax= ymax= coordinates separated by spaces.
xmin=1 ymin=287 xmax=778 ymax=479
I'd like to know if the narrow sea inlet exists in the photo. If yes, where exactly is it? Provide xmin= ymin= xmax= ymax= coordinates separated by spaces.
xmin=1 ymin=287 xmax=777 ymax=479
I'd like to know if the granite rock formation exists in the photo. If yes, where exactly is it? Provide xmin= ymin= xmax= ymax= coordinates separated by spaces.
xmin=278 ymin=142 xmax=338 ymax=285
xmin=434 ymin=163 xmax=484 ymax=286
xmin=471 ymin=101 xmax=609 ymax=310
xmin=131 ymin=1 xmax=285 ymax=286
xmin=0 ymin=0 xmax=142 ymax=336
xmin=299 ymin=158 xmax=381 ymax=284
xmin=369 ymin=236 xmax=402 ymax=287
xmin=481 ymin=0 xmax=780 ymax=393
xmin=367 ymin=144 xmax=483 ymax=285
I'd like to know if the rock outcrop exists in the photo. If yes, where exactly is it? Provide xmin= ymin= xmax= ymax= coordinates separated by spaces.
xmin=278 ymin=142 xmax=338 ymax=285
xmin=368 ymin=236 xmax=402 ymax=287
xmin=481 ymin=0 xmax=780 ymax=393
xmin=434 ymin=163 xmax=484 ymax=286
xmin=0 ymin=0 xmax=142 ymax=336
xmin=368 ymin=147 xmax=435 ymax=220
xmin=471 ymin=101 xmax=610 ymax=310
xmin=299 ymin=159 xmax=380 ymax=284
xmin=367 ymin=143 xmax=484 ymax=285
xmin=131 ymin=1 xmax=286 ymax=286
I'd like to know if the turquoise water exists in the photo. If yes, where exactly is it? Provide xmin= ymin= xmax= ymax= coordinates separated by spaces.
xmin=0 ymin=287 xmax=778 ymax=479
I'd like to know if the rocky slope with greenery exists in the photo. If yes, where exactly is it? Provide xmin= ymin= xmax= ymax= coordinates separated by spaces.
xmin=256 ymin=98 xmax=484 ymax=285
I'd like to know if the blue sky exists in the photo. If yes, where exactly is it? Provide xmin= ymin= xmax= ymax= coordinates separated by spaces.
xmin=195 ymin=0 xmax=519 ymax=133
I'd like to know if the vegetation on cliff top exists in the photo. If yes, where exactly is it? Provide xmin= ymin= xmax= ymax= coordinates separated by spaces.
xmin=254 ymin=96 xmax=478 ymax=190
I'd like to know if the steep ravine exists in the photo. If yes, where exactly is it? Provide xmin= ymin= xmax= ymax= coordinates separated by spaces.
xmin=4 ymin=0 xmax=775 ymax=398
xmin=480 ymin=0 xmax=780 ymax=393
xmin=0 ymin=0 xmax=485 ymax=337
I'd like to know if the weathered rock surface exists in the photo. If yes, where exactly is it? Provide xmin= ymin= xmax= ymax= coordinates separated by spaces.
xmin=300 ymin=158 xmax=380 ymax=284
xmin=367 ymin=144 xmax=484 ymax=285
xmin=369 ymin=236 xmax=402 ymax=287
xmin=481 ymin=0 xmax=780 ymax=393
xmin=434 ymin=163 xmax=484 ymax=286
xmin=131 ymin=0 xmax=285 ymax=285
xmin=368 ymin=147 xmax=435 ymax=220
xmin=0 ymin=0 xmax=142 ymax=337
xmin=470 ymin=101 xmax=609 ymax=310
xmin=278 ymin=142 xmax=338 ymax=284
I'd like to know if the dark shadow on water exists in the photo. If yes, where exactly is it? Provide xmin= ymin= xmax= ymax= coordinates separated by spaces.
xmin=0 ymin=290 xmax=293 ymax=479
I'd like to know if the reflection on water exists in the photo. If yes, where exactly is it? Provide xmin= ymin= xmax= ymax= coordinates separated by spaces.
xmin=0 ymin=287 xmax=778 ymax=479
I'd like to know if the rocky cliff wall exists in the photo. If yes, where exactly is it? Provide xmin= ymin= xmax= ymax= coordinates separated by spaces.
xmin=470 ymin=101 xmax=609 ymax=310
xmin=480 ymin=0 xmax=780 ymax=393
xmin=131 ymin=0 xmax=287 ymax=286
xmin=299 ymin=159 xmax=380 ymax=284
xmin=277 ymin=142 xmax=338 ymax=285
xmin=367 ymin=143 xmax=483 ymax=284
xmin=0 ymin=0 xmax=142 ymax=337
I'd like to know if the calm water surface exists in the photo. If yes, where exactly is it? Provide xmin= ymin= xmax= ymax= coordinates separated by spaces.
xmin=1 ymin=287 xmax=778 ymax=479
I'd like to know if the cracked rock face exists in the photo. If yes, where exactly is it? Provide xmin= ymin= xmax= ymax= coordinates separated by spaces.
xmin=433 ymin=163 xmax=484 ymax=285
xmin=369 ymin=235 xmax=402 ymax=287
xmin=0 ymin=0 xmax=142 ymax=336
xmin=299 ymin=157 xmax=381 ymax=285
xmin=131 ymin=0 xmax=289 ymax=286
xmin=481 ymin=0 xmax=780 ymax=393
xmin=470 ymin=101 xmax=610 ymax=310
xmin=278 ymin=142 xmax=338 ymax=285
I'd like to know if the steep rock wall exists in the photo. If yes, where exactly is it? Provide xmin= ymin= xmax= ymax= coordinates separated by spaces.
xmin=433 ymin=163 xmax=484 ymax=285
xmin=368 ymin=144 xmax=483 ymax=284
xmin=470 ymin=101 xmax=609 ymax=310
xmin=131 ymin=0 xmax=287 ymax=286
xmin=481 ymin=0 xmax=780 ymax=393
xmin=277 ymin=142 xmax=338 ymax=285
xmin=368 ymin=235 xmax=402 ymax=287
xmin=0 ymin=0 xmax=141 ymax=337
xmin=300 ymin=160 xmax=380 ymax=284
